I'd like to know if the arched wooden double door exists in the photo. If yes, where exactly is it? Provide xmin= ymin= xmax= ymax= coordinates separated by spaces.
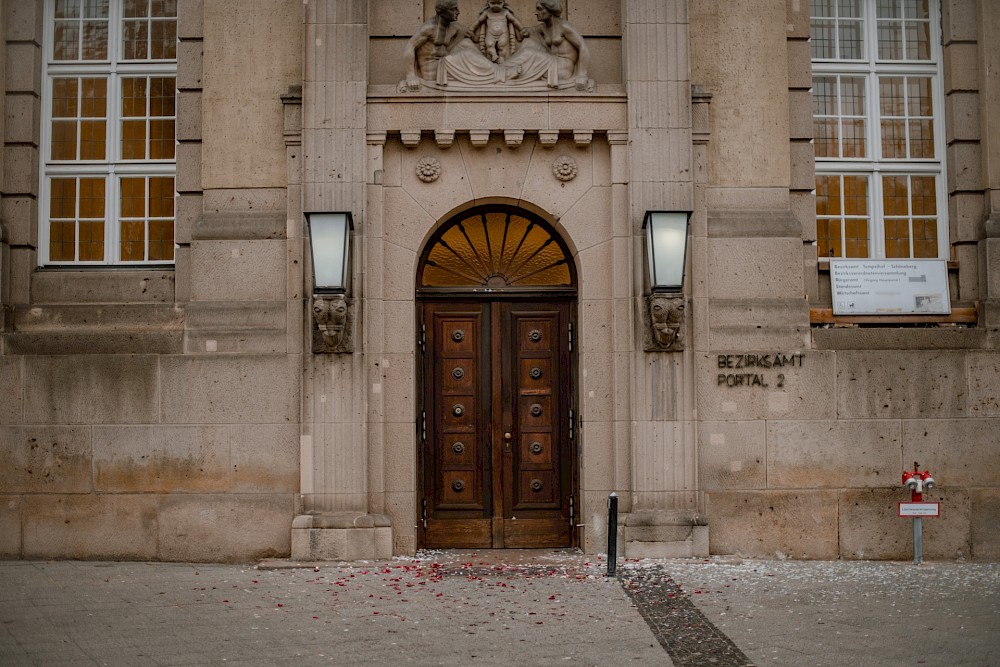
xmin=417 ymin=206 xmax=577 ymax=549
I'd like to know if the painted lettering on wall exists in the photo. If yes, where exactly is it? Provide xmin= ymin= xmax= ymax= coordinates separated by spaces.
xmin=716 ymin=353 xmax=804 ymax=389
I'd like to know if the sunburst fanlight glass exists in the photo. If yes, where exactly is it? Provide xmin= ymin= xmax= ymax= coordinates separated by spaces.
xmin=421 ymin=210 xmax=572 ymax=288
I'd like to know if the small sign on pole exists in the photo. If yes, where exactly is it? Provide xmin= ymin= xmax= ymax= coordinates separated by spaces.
xmin=899 ymin=502 xmax=940 ymax=517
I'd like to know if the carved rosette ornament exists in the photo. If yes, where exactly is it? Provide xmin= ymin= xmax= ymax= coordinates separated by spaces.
xmin=644 ymin=295 xmax=685 ymax=352
xmin=552 ymin=155 xmax=578 ymax=182
xmin=415 ymin=156 xmax=442 ymax=183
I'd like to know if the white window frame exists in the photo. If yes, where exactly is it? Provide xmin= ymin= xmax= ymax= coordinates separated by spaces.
xmin=812 ymin=0 xmax=948 ymax=260
xmin=39 ymin=0 xmax=177 ymax=266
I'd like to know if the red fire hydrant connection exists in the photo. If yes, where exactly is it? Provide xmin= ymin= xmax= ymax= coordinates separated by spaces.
xmin=900 ymin=462 xmax=938 ymax=565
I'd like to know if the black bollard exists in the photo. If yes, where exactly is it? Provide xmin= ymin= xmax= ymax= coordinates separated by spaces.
xmin=607 ymin=492 xmax=618 ymax=577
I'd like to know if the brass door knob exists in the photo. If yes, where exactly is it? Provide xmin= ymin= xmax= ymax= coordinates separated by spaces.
xmin=504 ymin=432 xmax=512 ymax=440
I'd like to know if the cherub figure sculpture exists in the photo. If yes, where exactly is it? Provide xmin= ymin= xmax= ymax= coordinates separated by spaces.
xmin=469 ymin=0 xmax=526 ymax=63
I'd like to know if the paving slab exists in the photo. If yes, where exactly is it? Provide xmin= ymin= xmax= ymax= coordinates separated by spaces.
xmin=1 ymin=552 xmax=997 ymax=667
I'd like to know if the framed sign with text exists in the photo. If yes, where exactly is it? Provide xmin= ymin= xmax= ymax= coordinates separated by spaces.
xmin=830 ymin=259 xmax=951 ymax=316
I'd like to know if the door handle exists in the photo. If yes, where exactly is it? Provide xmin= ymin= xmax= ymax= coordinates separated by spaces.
xmin=503 ymin=432 xmax=512 ymax=453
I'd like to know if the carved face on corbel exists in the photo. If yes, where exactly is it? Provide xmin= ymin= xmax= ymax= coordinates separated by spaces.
xmin=312 ymin=295 xmax=352 ymax=354
xmin=647 ymin=295 xmax=685 ymax=351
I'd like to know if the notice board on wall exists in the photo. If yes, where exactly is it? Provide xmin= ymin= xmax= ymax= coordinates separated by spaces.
xmin=829 ymin=259 xmax=951 ymax=315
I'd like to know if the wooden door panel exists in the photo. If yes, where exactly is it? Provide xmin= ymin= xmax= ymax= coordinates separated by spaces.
xmin=421 ymin=300 xmax=573 ymax=549
xmin=423 ymin=304 xmax=490 ymax=542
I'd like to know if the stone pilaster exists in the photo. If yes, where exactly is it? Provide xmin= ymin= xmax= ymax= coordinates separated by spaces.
xmin=978 ymin=0 xmax=1000 ymax=327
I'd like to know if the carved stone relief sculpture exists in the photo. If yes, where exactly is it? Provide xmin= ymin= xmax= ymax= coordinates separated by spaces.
xmin=312 ymin=295 xmax=353 ymax=354
xmin=401 ymin=0 xmax=593 ymax=93
xmin=644 ymin=296 xmax=685 ymax=352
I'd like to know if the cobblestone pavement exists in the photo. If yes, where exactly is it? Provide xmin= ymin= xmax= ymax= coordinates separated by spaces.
xmin=1 ymin=553 xmax=998 ymax=667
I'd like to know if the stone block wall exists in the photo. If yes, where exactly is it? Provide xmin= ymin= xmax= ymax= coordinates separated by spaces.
xmin=0 ymin=354 xmax=300 ymax=561
xmin=699 ymin=342 xmax=1000 ymax=561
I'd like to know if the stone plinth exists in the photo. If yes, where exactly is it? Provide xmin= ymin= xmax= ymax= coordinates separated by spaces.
xmin=622 ymin=510 xmax=709 ymax=559
xmin=291 ymin=513 xmax=393 ymax=561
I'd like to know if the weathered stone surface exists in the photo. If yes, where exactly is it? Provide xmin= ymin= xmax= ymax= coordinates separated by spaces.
xmin=970 ymin=489 xmax=1000 ymax=561
xmin=189 ymin=240 xmax=287 ymax=302
xmin=160 ymin=355 xmax=300 ymax=424
xmin=0 ymin=426 xmax=93 ymax=493
xmin=23 ymin=356 xmax=159 ymax=425
xmin=839 ymin=488 xmax=971 ymax=561
xmin=157 ymin=494 xmax=293 ymax=562
xmin=93 ymin=425 xmax=230 ymax=493
xmin=23 ymin=495 xmax=158 ymax=560
xmin=202 ymin=0 xmax=301 ymax=189
xmin=698 ymin=420 xmax=766 ymax=490
xmin=767 ymin=420 xmax=901 ymax=489
xmin=967 ymin=352 xmax=1000 ymax=416
xmin=836 ymin=351 xmax=968 ymax=419
xmin=901 ymin=419 xmax=1000 ymax=487
xmin=706 ymin=490 xmax=840 ymax=559
xmin=0 ymin=357 xmax=21 ymax=424
xmin=30 ymin=271 xmax=175 ymax=304
xmin=231 ymin=424 xmax=299 ymax=493
xmin=0 ymin=497 xmax=22 ymax=557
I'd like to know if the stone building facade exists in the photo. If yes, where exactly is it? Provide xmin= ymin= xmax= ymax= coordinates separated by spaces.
xmin=1 ymin=0 xmax=997 ymax=562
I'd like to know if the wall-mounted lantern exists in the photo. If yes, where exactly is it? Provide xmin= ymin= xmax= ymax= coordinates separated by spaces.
xmin=643 ymin=210 xmax=690 ymax=293
xmin=306 ymin=212 xmax=353 ymax=353
xmin=642 ymin=211 xmax=691 ymax=352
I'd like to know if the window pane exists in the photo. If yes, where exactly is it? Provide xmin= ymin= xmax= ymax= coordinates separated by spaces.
xmin=906 ymin=21 xmax=930 ymax=60
xmin=124 ymin=0 xmax=148 ymax=17
xmin=149 ymin=119 xmax=175 ymax=159
xmin=816 ymin=176 xmax=840 ymax=215
xmin=123 ymin=19 xmax=149 ymax=59
xmin=79 ymin=120 xmax=106 ymax=159
xmin=149 ymin=220 xmax=174 ymax=261
xmin=883 ymin=175 xmax=909 ymax=215
xmin=50 ymin=178 xmax=78 ymax=218
xmin=908 ymin=77 xmax=932 ymax=116
xmin=818 ymin=218 xmax=842 ymax=258
xmin=121 ymin=177 xmax=145 ymax=217
xmin=122 ymin=78 xmax=147 ymax=117
xmin=120 ymin=219 xmax=146 ymax=261
xmin=82 ymin=20 xmax=109 ymax=59
xmin=150 ymin=20 xmax=177 ymax=59
xmin=83 ymin=0 xmax=109 ymax=18
xmin=839 ymin=0 xmax=862 ymax=18
xmin=55 ymin=0 xmax=81 ymax=19
xmin=152 ymin=0 xmax=178 ymax=17
xmin=904 ymin=0 xmax=929 ymax=19
xmin=79 ymin=177 xmax=105 ymax=218
xmin=843 ymin=175 xmax=869 ymax=214
xmin=880 ymin=77 xmax=904 ymax=116
xmin=841 ymin=77 xmax=866 ymax=115
xmin=908 ymin=119 xmax=934 ymax=158
xmin=883 ymin=219 xmax=910 ymax=258
xmin=52 ymin=79 xmax=79 ymax=117
xmin=881 ymin=119 xmax=906 ymax=158
xmin=910 ymin=176 xmax=936 ymax=215
xmin=912 ymin=219 xmax=937 ymax=258
xmin=877 ymin=0 xmax=900 ymax=18
xmin=121 ymin=120 xmax=147 ymax=159
xmin=149 ymin=78 xmax=175 ymax=116
xmin=844 ymin=218 xmax=870 ymax=257
xmin=53 ymin=22 xmax=80 ymax=59
xmin=51 ymin=122 xmax=78 ymax=160
xmin=811 ymin=0 xmax=836 ymax=16
xmin=78 ymin=221 xmax=105 ymax=260
xmin=878 ymin=21 xmax=902 ymax=59
xmin=81 ymin=78 xmax=107 ymax=117
xmin=149 ymin=177 xmax=175 ymax=216
xmin=839 ymin=20 xmax=864 ymax=59
xmin=815 ymin=119 xmax=839 ymax=158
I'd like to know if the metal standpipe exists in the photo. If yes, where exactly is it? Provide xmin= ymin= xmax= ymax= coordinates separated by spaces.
xmin=607 ymin=492 xmax=618 ymax=577
xmin=913 ymin=517 xmax=923 ymax=565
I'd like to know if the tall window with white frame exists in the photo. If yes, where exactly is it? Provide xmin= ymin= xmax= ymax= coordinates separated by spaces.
xmin=811 ymin=0 xmax=947 ymax=260
xmin=41 ymin=0 xmax=177 ymax=265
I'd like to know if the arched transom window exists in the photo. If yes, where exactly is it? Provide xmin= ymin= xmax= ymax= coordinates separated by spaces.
xmin=419 ymin=207 xmax=575 ymax=289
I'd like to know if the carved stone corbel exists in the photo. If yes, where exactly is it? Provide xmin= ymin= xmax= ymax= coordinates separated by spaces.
xmin=644 ymin=295 xmax=685 ymax=352
xmin=312 ymin=295 xmax=353 ymax=354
